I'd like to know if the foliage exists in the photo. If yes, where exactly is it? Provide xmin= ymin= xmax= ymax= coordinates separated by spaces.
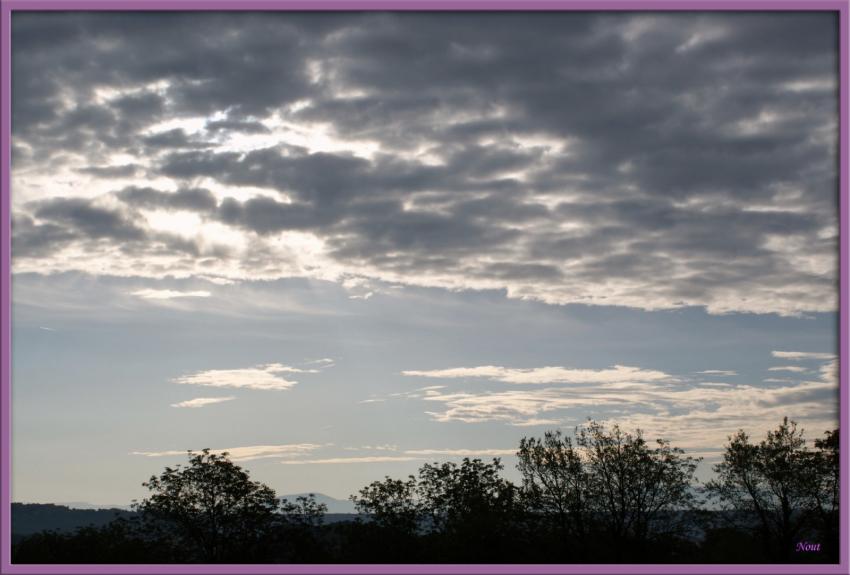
xmin=705 ymin=418 xmax=838 ymax=561
xmin=11 ymin=419 xmax=839 ymax=564
xmin=133 ymin=448 xmax=279 ymax=561
xmin=517 ymin=421 xmax=701 ymax=560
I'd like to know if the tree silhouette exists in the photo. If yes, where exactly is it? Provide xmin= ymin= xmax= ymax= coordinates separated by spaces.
xmin=134 ymin=449 xmax=279 ymax=562
xmin=517 ymin=430 xmax=590 ymax=552
xmin=518 ymin=421 xmax=701 ymax=561
xmin=705 ymin=418 xmax=835 ymax=561
xmin=352 ymin=475 xmax=419 ymax=535
xmin=808 ymin=429 xmax=839 ymax=560
xmin=351 ymin=458 xmax=520 ymax=561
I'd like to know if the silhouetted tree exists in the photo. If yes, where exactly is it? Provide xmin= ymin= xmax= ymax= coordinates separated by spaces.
xmin=351 ymin=458 xmax=521 ymax=561
xmin=705 ymin=418 xmax=830 ymax=561
xmin=518 ymin=421 xmax=701 ymax=561
xmin=808 ymin=429 xmax=839 ymax=560
xmin=517 ymin=430 xmax=590 ymax=554
xmin=352 ymin=476 xmax=419 ymax=535
xmin=134 ymin=449 xmax=278 ymax=562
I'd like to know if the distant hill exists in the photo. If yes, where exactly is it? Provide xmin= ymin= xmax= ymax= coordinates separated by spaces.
xmin=12 ymin=499 xmax=359 ymax=540
xmin=280 ymin=493 xmax=357 ymax=514
xmin=56 ymin=501 xmax=132 ymax=511
xmin=12 ymin=503 xmax=135 ymax=537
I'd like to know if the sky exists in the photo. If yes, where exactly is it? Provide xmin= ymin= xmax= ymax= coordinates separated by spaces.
xmin=10 ymin=11 xmax=840 ymax=505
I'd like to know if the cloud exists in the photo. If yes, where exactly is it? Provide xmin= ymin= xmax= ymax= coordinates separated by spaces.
xmin=697 ymin=370 xmax=737 ymax=376
xmin=398 ymin=353 xmax=839 ymax=455
xmin=132 ymin=289 xmax=211 ymax=300
xmin=132 ymin=443 xmax=323 ymax=462
xmin=170 ymin=396 xmax=235 ymax=408
xmin=344 ymin=444 xmax=398 ymax=452
xmin=172 ymin=363 xmax=315 ymax=391
xmin=767 ymin=366 xmax=808 ymax=373
xmin=10 ymin=12 xmax=838 ymax=316
xmin=402 ymin=364 xmax=675 ymax=385
xmin=403 ymin=448 xmax=516 ymax=457
xmin=280 ymin=455 xmax=423 ymax=465
xmin=771 ymin=351 xmax=835 ymax=360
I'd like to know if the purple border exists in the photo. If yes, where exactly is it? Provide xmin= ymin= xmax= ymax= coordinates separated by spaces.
xmin=0 ymin=1 xmax=847 ymax=574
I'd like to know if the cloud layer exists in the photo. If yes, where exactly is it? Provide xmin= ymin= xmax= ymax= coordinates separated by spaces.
xmin=10 ymin=12 xmax=839 ymax=316
xmin=397 ymin=352 xmax=839 ymax=453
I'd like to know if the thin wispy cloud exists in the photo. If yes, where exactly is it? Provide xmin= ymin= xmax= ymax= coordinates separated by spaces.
xmin=132 ymin=443 xmax=323 ymax=462
xmin=768 ymin=366 xmax=808 ymax=373
xmin=400 ymin=353 xmax=838 ymax=456
xmin=402 ymin=365 xmax=675 ymax=385
xmin=280 ymin=456 xmax=423 ymax=465
xmin=696 ymin=370 xmax=737 ymax=376
xmin=403 ymin=448 xmax=516 ymax=457
xmin=170 ymin=396 xmax=235 ymax=408
xmin=173 ymin=363 xmax=317 ymax=391
xmin=771 ymin=350 xmax=835 ymax=360
xmin=131 ymin=289 xmax=212 ymax=300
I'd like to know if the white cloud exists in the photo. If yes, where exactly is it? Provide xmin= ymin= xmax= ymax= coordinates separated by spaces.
xmin=771 ymin=350 xmax=835 ymax=360
xmin=402 ymin=364 xmax=675 ymax=385
xmin=344 ymin=444 xmax=398 ymax=452
xmin=768 ymin=366 xmax=808 ymax=373
xmin=132 ymin=443 xmax=323 ymax=462
xmin=403 ymin=448 xmax=515 ymax=457
xmin=697 ymin=370 xmax=737 ymax=376
xmin=172 ymin=363 xmax=314 ymax=391
xmin=170 ymin=396 xmax=235 ymax=408
xmin=131 ymin=289 xmax=212 ymax=300
xmin=280 ymin=455 xmax=423 ymax=465
xmin=401 ymin=354 xmax=839 ymax=456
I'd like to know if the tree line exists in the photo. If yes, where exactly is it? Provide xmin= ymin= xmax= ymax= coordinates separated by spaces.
xmin=12 ymin=418 xmax=839 ymax=564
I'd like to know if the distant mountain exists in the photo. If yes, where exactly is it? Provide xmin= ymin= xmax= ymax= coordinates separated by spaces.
xmin=12 ymin=503 xmax=135 ymax=536
xmin=280 ymin=493 xmax=357 ymax=514
xmin=13 ymin=497 xmax=359 ymax=538
xmin=57 ymin=501 xmax=132 ymax=511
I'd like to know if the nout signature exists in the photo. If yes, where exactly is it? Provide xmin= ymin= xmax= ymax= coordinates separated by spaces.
xmin=795 ymin=541 xmax=821 ymax=553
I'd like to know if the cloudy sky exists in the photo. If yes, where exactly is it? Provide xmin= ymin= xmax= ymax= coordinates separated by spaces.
xmin=10 ymin=11 xmax=840 ymax=505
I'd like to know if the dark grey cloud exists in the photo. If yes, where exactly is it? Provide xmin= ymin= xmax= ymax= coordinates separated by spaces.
xmin=10 ymin=12 xmax=839 ymax=314
xmin=77 ymin=164 xmax=141 ymax=178
xmin=205 ymin=119 xmax=270 ymax=134
xmin=115 ymin=186 xmax=218 ymax=213
xmin=32 ymin=197 xmax=147 ymax=241
xmin=142 ymin=129 xmax=212 ymax=150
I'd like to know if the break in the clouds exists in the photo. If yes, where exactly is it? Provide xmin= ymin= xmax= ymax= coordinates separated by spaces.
xmin=170 ymin=396 xmax=236 ymax=408
xmin=172 ymin=363 xmax=316 ymax=391
xmin=10 ymin=12 xmax=839 ymax=316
